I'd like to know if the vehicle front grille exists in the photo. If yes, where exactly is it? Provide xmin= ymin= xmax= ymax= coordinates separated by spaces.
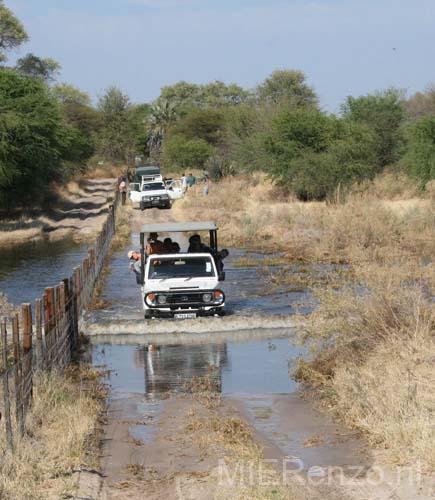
xmin=166 ymin=292 xmax=204 ymax=304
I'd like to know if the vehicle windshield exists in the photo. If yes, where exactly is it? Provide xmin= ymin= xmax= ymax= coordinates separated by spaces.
xmin=142 ymin=182 xmax=165 ymax=191
xmin=148 ymin=256 xmax=216 ymax=279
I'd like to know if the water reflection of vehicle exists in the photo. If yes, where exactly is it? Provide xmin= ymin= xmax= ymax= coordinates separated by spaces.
xmin=138 ymin=343 xmax=228 ymax=396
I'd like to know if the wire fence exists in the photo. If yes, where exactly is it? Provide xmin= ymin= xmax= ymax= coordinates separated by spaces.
xmin=0 ymin=188 xmax=120 ymax=451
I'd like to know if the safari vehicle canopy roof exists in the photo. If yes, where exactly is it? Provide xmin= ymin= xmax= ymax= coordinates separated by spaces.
xmin=135 ymin=165 xmax=160 ymax=178
xmin=140 ymin=221 xmax=217 ymax=234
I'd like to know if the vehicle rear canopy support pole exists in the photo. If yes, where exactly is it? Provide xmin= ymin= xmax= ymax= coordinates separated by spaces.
xmin=140 ymin=232 xmax=145 ymax=284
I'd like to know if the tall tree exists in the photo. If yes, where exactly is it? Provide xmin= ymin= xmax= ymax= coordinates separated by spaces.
xmin=0 ymin=1 xmax=28 ymax=62
xmin=52 ymin=82 xmax=92 ymax=106
xmin=171 ymin=108 xmax=225 ymax=145
xmin=0 ymin=69 xmax=66 ymax=206
xmin=97 ymin=86 xmax=133 ymax=162
xmin=160 ymin=80 xmax=249 ymax=109
xmin=406 ymin=84 xmax=435 ymax=120
xmin=256 ymin=69 xmax=318 ymax=107
xmin=15 ymin=53 xmax=60 ymax=82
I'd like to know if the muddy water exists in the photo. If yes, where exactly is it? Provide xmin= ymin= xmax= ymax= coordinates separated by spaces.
xmin=0 ymin=237 xmax=88 ymax=305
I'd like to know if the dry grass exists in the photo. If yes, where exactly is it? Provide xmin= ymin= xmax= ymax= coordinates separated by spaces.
xmin=296 ymin=263 xmax=435 ymax=471
xmin=0 ymin=366 xmax=105 ymax=500
xmin=172 ymin=173 xmax=435 ymax=265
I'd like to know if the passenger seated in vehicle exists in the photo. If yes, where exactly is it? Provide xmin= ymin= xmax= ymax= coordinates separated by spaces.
xmin=163 ymin=237 xmax=173 ymax=253
xmin=215 ymin=248 xmax=229 ymax=272
xmin=146 ymin=232 xmax=163 ymax=255
xmin=187 ymin=234 xmax=212 ymax=253
xmin=172 ymin=242 xmax=181 ymax=253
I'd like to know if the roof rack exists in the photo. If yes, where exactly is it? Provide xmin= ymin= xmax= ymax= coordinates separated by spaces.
xmin=140 ymin=221 xmax=217 ymax=233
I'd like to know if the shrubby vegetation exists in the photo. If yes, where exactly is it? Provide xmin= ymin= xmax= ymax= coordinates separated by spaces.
xmin=153 ymin=70 xmax=435 ymax=199
xmin=2 ymin=0 xmax=435 ymax=210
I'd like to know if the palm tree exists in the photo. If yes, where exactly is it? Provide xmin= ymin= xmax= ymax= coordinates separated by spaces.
xmin=147 ymin=99 xmax=177 ymax=154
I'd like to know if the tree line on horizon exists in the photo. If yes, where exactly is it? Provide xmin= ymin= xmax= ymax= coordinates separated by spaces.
xmin=1 ymin=0 xmax=435 ymax=210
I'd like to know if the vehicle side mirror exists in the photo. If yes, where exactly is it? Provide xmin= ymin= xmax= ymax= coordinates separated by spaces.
xmin=218 ymin=271 xmax=226 ymax=282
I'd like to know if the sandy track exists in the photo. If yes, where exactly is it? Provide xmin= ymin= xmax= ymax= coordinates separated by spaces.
xmin=0 ymin=178 xmax=116 ymax=248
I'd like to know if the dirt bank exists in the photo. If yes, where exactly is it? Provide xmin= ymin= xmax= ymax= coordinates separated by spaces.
xmin=0 ymin=178 xmax=116 ymax=249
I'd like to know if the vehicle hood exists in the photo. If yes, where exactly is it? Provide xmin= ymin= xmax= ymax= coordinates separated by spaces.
xmin=144 ymin=277 xmax=218 ymax=292
xmin=141 ymin=189 xmax=168 ymax=197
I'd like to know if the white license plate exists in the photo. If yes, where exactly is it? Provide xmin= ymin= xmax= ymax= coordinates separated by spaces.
xmin=174 ymin=313 xmax=197 ymax=320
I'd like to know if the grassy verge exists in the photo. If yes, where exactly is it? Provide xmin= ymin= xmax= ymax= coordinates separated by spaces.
xmin=0 ymin=365 xmax=105 ymax=500
xmin=295 ymin=263 xmax=435 ymax=471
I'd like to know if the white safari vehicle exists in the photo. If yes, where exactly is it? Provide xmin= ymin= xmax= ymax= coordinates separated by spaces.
xmin=129 ymin=179 xmax=183 ymax=210
xmin=139 ymin=222 xmax=226 ymax=319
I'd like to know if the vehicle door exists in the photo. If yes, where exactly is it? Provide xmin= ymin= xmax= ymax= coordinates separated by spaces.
xmin=166 ymin=180 xmax=183 ymax=200
xmin=129 ymin=182 xmax=141 ymax=202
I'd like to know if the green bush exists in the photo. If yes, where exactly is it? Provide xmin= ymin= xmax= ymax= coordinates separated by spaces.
xmin=341 ymin=88 xmax=406 ymax=169
xmin=404 ymin=115 xmax=435 ymax=186
xmin=264 ymin=109 xmax=377 ymax=200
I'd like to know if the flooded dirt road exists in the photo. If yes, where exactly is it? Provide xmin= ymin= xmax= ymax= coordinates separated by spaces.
xmin=80 ymin=208 xmax=430 ymax=500
xmin=75 ymin=211 xmax=388 ymax=499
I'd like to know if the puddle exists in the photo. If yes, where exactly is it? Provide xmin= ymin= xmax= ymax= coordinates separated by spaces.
xmin=92 ymin=334 xmax=366 ymax=472
xmin=92 ymin=334 xmax=302 ymax=396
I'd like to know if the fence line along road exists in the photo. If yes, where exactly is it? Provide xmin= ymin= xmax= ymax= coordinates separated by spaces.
xmin=0 ymin=187 xmax=120 ymax=451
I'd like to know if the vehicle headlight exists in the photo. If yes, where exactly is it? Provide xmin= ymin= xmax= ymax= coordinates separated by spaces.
xmin=161 ymin=194 xmax=169 ymax=200
xmin=157 ymin=295 xmax=167 ymax=305
xmin=213 ymin=290 xmax=225 ymax=304
xmin=202 ymin=293 xmax=212 ymax=303
xmin=145 ymin=293 xmax=156 ymax=306
xmin=142 ymin=196 xmax=151 ymax=201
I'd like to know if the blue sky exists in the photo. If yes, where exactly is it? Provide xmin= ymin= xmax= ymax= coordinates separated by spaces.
xmin=6 ymin=0 xmax=435 ymax=111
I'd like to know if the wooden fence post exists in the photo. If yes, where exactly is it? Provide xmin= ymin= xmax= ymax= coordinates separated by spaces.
xmin=35 ymin=298 xmax=44 ymax=372
xmin=44 ymin=287 xmax=55 ymax=370
xmin=12 ymin=313 xmax=24 ymax=436
xmin=1 ymin=319 xmax=13 ymax=450
xmin=21 ymin=304 xmax=33 ymax=415
xmin=72 ymin=269 xmax=80 ymax=345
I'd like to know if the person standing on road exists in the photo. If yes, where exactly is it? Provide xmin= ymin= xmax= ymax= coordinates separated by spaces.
xmin=119 ymin=177 xmax=127 ymax=205
xmin=181 ymin=173 xmax=188 ymax=194
xmin=203 ymin=175 xmax=210 ymax=196
xmin=187 ymin=172 xmax=196 ymax=188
